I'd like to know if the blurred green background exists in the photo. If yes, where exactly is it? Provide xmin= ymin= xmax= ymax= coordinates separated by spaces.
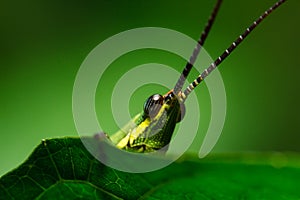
xmin=0 ymin=0 xmax=299 ymax=176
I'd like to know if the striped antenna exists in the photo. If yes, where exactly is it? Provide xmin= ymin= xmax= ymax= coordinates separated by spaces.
xmin=181 ymin=0 xmax=286 ymax=101
xmin=173 ymin=0 xmax=223 ymax=95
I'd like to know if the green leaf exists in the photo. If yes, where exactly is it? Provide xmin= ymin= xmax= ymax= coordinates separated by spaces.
xmin=1 ymin=138 xmax=300 ymax=199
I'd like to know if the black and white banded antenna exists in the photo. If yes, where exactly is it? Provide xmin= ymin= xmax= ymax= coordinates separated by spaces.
xmin=173 ymin=0 xmax=223 ymax=95
xmin=181 ymin=0 xmax=286 ymax=101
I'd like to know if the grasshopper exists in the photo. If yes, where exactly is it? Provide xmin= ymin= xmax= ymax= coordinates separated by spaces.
xmin=99 ymin=0 xmax=286 ymax=153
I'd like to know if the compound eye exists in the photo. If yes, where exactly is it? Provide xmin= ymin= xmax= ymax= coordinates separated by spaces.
xmin=143 ymin=94 xmax=164 ymax=118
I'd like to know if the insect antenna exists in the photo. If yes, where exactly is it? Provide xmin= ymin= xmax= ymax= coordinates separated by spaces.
xmin=181 ymin=0 xmax=286 ymax=101
xmin=173 ymin=0 xmax=223 ymax=95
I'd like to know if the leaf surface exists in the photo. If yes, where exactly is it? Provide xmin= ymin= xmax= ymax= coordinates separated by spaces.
xmin=1 ymin=138 xmax=299 ymax=199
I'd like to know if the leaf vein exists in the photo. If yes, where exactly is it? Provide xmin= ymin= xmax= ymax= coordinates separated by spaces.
xmin=69 ymin=147 xmax=76 ymax=180
xmin=24 ymin=175 xmax=46 ymax=191
xmin=43 ymin=140 xmax=62 ymax=180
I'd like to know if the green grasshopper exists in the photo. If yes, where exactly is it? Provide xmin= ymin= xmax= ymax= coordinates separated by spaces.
xmin=99 ymin=0 xmax=286 ymax=153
